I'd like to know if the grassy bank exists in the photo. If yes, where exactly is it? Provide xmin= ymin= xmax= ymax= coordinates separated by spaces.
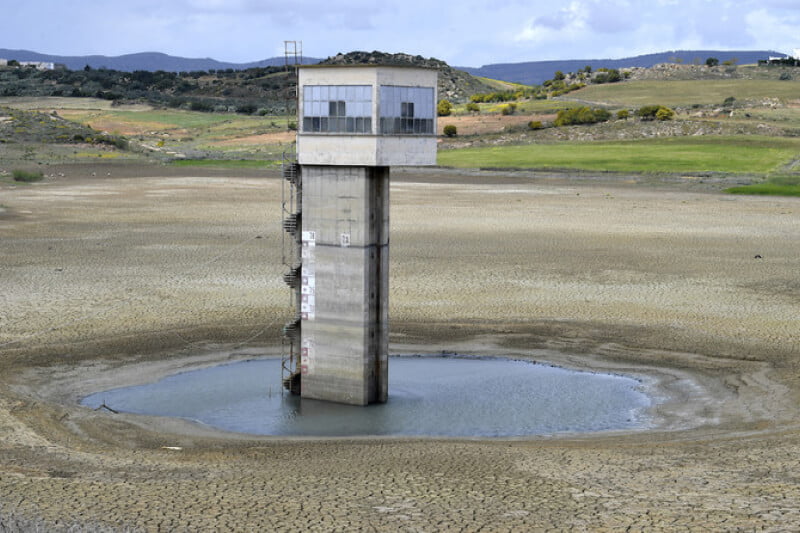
xmin=726 ymin=176 xmax=800 ymax=197
xmin=574 ymin=79 xmax=800 ymax=108
xmin=437 ymin=136 xmax=800 ymax=174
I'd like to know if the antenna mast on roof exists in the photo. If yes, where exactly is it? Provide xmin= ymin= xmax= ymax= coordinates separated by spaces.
xmin=283 ymin=41 xmax=302 ymax=128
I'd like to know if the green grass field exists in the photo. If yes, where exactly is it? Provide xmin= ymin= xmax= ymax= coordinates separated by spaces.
xmin=438 ymin=136 xmax=800 ymax=174
xmin=726 ymin=176 xmax=800 ymax=196
xmin=572 ymin=79 xmax=800 ymax=108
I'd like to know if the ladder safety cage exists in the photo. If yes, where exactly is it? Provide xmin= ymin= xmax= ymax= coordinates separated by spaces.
xmin=280 ymin=148 xmax=302 ymax=395
xmin=279 ymin=40 xmax=303 ymax=395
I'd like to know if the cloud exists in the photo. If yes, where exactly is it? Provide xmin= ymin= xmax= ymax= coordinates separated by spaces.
xmin=514 ymin=2 xmax=589 ymax=43
xmin=6 ymin=0 xmax=800 ymax=67
xmin=745 ymin=8 xmax=800 ymax=53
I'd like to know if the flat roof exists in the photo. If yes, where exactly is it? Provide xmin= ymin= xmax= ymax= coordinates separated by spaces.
xmin=298 ymin=63 xmax=438 ymax=71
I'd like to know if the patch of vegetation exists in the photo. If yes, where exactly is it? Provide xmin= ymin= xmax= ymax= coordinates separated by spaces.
xmin=437 ymin=100 xmax=453 ymax=117
xmin=0 ymin=105 xmax=130 ymax=150
xmin=726 ymin=176 xmax=800 ymax=197
xmin=554 ymin=106 xmax=611 ymax=126
xmin=636 ymin=105 xmax=675 ymax=121
xmin=12 ymin=169 xmax=44 ymax=182
xmin=500 ymin=103 xmax=517 ymax=116
xmin=443 ymin=125 xmax=458 ymax=137
xmin=438 ymin=136 xmax=800 ymax=174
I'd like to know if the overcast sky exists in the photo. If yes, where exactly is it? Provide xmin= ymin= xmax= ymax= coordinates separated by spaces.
xmin=4 ymin=0 xmax=799 ymax=66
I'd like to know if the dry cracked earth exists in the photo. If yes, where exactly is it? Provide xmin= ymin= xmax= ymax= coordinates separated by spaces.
xmin=1 ymin=163 xmax=799 ymax=531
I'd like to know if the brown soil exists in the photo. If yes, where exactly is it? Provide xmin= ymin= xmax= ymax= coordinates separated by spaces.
xmin=209 ymin=130 xmax=297 ymax=146
xmin=437 ymin=113 xmax=553 ymax=136
xmin=1 ymin=163 xmax=799 ymax=530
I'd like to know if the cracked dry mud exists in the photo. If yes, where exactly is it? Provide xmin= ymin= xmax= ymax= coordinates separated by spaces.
xmin=1 ymin=165 xmax=799 ymax=531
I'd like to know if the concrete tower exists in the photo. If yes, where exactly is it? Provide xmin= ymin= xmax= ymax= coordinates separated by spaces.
xmin=283 ymin=65 xmax=437 ymax=406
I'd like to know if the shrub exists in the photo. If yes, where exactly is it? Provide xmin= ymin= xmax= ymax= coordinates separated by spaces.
xmin=443 ymin=124 xmax=457 ymax=137
xmin=780 ymin=72 xmax=793 ymax=81
xmin=189 ymin=100 xmax=213 ymax=112
xmin=528 ymin=121 xmax=543 ymax=130
xmin=554 ymin=106 xmax=611 ymax=126
xmin=12 ymin=169 xmax=44 ymax=182
xmin=437 ymin=99 xmax=452 ymax=116
xmin=466 ymin=102 xmax=480 ymax=113
xmin=706 ymin=57 xmax=720 ymax=67
xmin=723 ymin=96 xmax=736 ymax=107
xmin=593 ymin=69 xmax=621 ymax=84
xmin=617 ymin=109 xmax=630 ymax=120
xmin=655 ymin=107 xmax=675 ymax=121
xmin=236 ymin=103 xmax=258 ymax=115
xmin=500 ymin=103 xmax=517 ymax=115
xmin=637 ymin=105 xmax=674 ymax=121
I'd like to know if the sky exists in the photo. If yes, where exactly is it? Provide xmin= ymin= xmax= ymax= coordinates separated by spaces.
xmin=3 ymin=0 xmax=800 ymax=67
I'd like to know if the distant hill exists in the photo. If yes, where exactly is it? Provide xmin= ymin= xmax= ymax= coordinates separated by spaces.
xmin=321 ymin=51 xmax=497 ymax=102
xmin=0 ymin=49 xmax=321 ymax=72
xmin=459 ymin=50 xmax=782 ymax=85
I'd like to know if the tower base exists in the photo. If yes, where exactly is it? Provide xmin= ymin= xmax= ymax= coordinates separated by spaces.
xmin=298 ymin=165 xmax=389 ymax=406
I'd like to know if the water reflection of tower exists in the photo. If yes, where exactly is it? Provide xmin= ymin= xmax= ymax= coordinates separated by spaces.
xmin=282 ymin=64 xmax=438 ymax=406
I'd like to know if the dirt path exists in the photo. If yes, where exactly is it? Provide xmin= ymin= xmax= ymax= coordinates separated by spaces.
xmin=1 ymin=165 xmax=799 ymax=530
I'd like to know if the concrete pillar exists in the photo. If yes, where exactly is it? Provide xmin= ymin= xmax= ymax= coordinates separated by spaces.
xmin=299 ymin=165 xmax=389 ymax=405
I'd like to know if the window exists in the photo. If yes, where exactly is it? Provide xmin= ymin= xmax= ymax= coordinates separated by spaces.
xmin=379 ymin=86 xmax=434 ymax=135
xmin=302 ymin=85 xmax=372 ymax=134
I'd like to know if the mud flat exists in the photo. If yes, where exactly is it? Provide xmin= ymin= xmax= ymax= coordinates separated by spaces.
xmin=1 ymin=165 xmax=799 ymax=530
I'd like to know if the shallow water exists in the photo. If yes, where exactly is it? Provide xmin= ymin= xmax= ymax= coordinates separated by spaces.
xmin=82 ymin=356 xmax=652 ymax=437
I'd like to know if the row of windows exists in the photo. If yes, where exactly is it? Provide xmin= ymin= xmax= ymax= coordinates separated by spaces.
xmin=379 ymin=117 xmax=434 ymax=135
xmin=303 ymin=116 xmax=373 ymax=134
xmin=301 ymin=85 xmax=435 ymax=135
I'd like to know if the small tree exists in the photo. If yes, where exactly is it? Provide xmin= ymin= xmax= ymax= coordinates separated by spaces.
xmin=437 ymin=99 xmax=452 ymax=117
xmin=443 ymin=124 xmax=457 ymax=137
xmin=706 ymin=57 xmax=719 ymax=67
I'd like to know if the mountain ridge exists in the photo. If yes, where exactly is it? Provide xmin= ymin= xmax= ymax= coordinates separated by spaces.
xmin=0 ymin=49 xmax=321 ymax=72
xmin=0 ymin=48 xmax=783 ymax=84
xmin=459 ymin=50 xmax=782 ymax=85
